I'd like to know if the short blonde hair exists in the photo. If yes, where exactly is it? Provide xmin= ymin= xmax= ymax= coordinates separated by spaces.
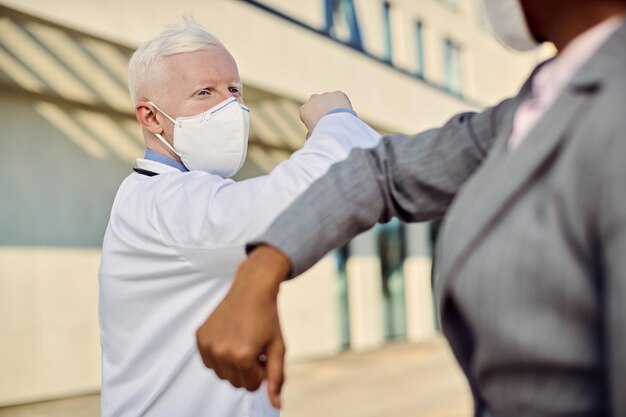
xmin=127 ymin=16 xmax=223 ymax=103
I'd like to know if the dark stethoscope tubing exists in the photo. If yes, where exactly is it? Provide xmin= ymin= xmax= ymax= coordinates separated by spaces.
xmin=133 ymin=168 xmax=160 ymax=177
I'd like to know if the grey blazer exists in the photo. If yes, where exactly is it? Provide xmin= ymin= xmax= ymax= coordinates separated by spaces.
xmin=252 ymin=21 xmax=626 ymax=417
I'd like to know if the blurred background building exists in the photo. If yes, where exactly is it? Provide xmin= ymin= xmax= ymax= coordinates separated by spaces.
xmin=0 ymin=0 xmax=551 ymax=407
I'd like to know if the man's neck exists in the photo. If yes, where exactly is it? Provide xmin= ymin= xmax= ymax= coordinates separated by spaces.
xmin=546 ymin=5 xmax=626 ymax=52
xmin=145 ymin=134 xmax=182 ymax=163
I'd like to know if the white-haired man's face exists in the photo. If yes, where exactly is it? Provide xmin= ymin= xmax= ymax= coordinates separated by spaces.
xmin=136 ymin=45 xmax=244 ymax=159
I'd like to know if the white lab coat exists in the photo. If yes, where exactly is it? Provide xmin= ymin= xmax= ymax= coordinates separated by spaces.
xmin=98 ymin=113 xmax=381 ymax=417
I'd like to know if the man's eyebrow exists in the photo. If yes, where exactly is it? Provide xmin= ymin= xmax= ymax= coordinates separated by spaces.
xmin=189 ymin=83 xmax=215 ymax=93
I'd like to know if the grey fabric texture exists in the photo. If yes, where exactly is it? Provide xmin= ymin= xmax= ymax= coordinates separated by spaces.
xmin=248 ymin=93 xmax=524 ymax=276
xmin=249 ymin=21 xmax=626 ymax=417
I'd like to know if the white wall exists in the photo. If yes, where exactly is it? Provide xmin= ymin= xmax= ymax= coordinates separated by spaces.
xmin=0 ymin=248 xmax=101 ymax=406
xmin=279 ymin=257 xmax=343 ymax=361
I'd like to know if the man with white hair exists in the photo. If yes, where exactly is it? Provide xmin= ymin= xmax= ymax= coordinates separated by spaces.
xmin=98 ymin=18 xmax=380 ymax=417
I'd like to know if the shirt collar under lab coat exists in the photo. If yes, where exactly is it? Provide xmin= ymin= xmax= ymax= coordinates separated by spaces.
xmin=143 ymin=149 xmax=189 ymax=172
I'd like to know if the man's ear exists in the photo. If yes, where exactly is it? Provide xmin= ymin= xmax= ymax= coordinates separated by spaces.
xmin=135 ymin=102 xmax=163 ymax=134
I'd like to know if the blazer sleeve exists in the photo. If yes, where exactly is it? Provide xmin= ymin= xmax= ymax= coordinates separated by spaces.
xmin=599 ymin=130 xmax=626 ymax=415
xmin=248 ymin=97 xmax=519 ymax=277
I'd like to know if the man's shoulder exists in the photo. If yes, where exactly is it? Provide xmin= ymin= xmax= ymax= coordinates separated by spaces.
xmin=120 ymin=169 xmax=227 ymax=201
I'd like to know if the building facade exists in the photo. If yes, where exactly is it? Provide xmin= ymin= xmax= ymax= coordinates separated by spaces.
xmin=0 ymin=0 xmax=550 ymax=406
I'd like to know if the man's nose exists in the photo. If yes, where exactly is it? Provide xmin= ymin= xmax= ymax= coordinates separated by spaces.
xmin=229 ymin=92 xmax=245 ymax=105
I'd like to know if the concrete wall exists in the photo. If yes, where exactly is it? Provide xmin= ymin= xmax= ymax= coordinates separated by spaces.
xmin=0 ymin=91 xmax=136 ymax=247
xmin=403 ymin=223 xmax=436 ymax=342
xmin=0 ymin=64 xmax=133 ymax=406
xmin=0 ymin=248 xmax=101 ymax=405
xmin=279 ymin=257 xmax=343 ymax=361
xmin=347 ymin=230 xmax=385 ymax=352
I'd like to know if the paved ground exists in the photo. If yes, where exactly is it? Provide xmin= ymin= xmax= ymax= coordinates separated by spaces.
xmin=0 ymin=337 xmax=471 ymax=417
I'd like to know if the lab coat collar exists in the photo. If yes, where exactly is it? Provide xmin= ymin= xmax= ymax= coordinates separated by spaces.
xmin=135 ymin=158 xmax=185 ymax=175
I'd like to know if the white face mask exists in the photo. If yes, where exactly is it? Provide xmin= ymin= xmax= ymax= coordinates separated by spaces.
xmin=149 ymin=97 xmax=250 ymax=177
xmin=482 ymin=0 xmax=539 ymax=51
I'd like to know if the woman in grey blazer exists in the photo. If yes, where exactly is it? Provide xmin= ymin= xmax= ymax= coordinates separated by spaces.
xmin=196 ymin=0 xmax=626 ymax=416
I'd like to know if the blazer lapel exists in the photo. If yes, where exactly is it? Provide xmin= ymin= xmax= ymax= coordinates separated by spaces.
xmin=434 ymin=20 xmax=626 ymax=294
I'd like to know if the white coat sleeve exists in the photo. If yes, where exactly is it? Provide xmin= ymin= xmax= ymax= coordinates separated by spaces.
xmin=154 ymin=112 xmax=381 ymax=254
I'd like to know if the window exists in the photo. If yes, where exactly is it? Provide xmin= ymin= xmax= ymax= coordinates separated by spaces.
xmin=414 ymin=21 xmax=424 ymax=78
xmin=381 ymin=1 xmax=393 ymax=62
xmin=324 ymin=0 xmax=363 ymax=49
xmin=377 ymin=218 xmax=407 ymax=341
xmin=444 ymin=38 xmax=462 ymax=96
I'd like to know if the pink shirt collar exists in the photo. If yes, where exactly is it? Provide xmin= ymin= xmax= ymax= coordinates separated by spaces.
xmin=533 ymin=15 xmax=624 ymax=105
xmin=508 ymin=15 xmax=624 ymax=150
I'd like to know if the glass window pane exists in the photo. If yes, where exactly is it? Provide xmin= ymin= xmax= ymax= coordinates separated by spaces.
xmin=415 ymin=21 xmax=424 ymax=77
xmin=381 ymin=1 xmax=393 ymax=62
xmin=444 ymin=38 xmax=462 ymax=95
xmin=324 ymin=0 xmax=363 ymax=49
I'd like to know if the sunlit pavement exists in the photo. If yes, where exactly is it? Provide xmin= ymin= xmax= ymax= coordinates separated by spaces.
xmin=0 ymin=337 xmax=471 ymax=417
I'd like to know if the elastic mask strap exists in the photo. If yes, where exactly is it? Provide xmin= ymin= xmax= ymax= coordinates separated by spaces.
xmin=148 ymin=101 xmax=176 ymax=124
xmin=148 ymin=101 xmax=180 ymax=156
xmin=154 ymin=132 xmax=180 ymax=157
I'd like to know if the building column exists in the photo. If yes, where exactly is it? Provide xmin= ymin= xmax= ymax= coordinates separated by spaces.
xmin=346 ymin=229 xmax=384 ymax=352
xmin=279 ymin=256 xmax=343 ymax=361
xmin=403 ymin=223 xmax=436 ymax=342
